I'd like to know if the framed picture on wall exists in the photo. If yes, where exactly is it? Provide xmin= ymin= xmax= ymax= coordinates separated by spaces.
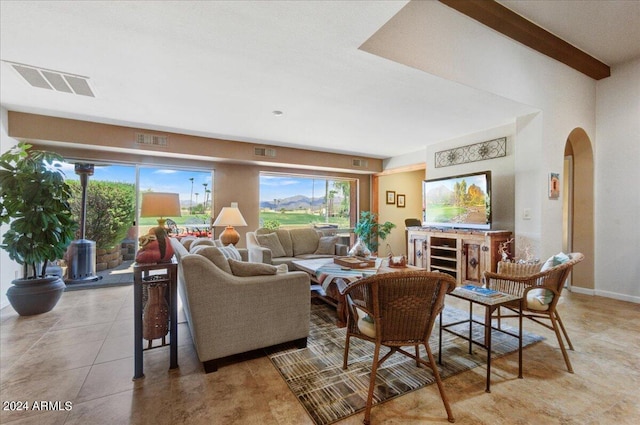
xmin=397 ymin=194 xmax=406 ymax=208
xmin=386 ymin=191 xmax=396 ymax=204
xmin=549 ymin=172 xmax=560 ymax=199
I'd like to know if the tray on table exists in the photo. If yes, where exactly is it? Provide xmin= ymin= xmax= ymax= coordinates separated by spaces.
xmin=333 ymin=256 xmax=376 ymax=269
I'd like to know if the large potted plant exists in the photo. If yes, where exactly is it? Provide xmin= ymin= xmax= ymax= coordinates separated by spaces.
xmin=350 ymin=211 xmax=396 ymax=256
xmin=0 ymin=142 xmax=78 ymax=315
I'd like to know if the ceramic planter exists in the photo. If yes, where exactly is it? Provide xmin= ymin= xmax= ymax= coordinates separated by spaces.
xmin=6 ymin=276 xmax=66 ymax=316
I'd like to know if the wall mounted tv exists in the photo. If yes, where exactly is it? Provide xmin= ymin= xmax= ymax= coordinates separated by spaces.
xmin=422 ymin=171 xmax=491 ymax=230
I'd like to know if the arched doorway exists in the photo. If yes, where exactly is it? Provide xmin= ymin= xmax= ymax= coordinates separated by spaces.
xmin=564 ymin=128 xmax=594 ymax=291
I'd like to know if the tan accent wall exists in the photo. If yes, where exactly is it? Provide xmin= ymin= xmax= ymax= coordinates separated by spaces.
xmin=8 ymin=112 xmax=382 ymax=173
xmin=375 ymin=167 xmax=425 ymax=257
xmin=13 ymin=112 xmax=373 ymax=248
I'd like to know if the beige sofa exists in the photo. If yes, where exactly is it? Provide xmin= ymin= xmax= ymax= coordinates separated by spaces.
xmin=246 ymin=227 xmax=348 ymax=268
xmin=170 ymin=237 xmax=310 ymax=372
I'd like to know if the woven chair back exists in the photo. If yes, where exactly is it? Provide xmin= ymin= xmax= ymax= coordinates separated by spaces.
xmin=346 ymin=271 xmax=456 ymax=345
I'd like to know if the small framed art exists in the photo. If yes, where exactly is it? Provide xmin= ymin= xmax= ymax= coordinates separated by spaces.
xmin=549 ymin=173 xmax=560 ymax=199
xmin=397 ymin=194 xmax=406 ymax=208
xmin=386 ymin=191 xmax=396 ymax=204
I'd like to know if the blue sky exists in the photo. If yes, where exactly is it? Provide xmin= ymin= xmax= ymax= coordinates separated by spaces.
xmin=61 ymin=163 xmax=340 ymax=204
xmin=61 ymin=163 xmax=211 ymax=205
xmin=259 ymin=175 xmax=331 ymax=201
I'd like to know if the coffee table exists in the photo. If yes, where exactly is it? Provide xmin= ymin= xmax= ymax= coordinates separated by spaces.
xmin=292 ymin=258 xmax=418 ymax=327
xmin=439 ymin=286 xmax=523 ymax=393
xmin=292 ymin=258 xmax=379 ymax=326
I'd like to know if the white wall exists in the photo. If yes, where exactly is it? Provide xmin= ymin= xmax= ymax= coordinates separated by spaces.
xmin=365 ymin=1 xmax=597 ymax=263
xmin=424 ymin=122 xmax=516 ymax=235
xmin=1 ymin=107 xmax=22 ymax=310
xmin=372 ymin=2 xmax=640 ymax=301
xmin=594 ymin=59 xmax=640 ymax=302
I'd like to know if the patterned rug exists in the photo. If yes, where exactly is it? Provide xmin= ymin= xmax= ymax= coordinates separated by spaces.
xmin=267 ymin=301 xmax=544 ymax=425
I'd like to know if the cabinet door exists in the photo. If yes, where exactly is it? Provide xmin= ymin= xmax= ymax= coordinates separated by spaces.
xmin=408 ymin=237 xmax=428 ymax=269
xmin=407 ymin=232 xmax=427 ymax=268
xmin=484 ymin=234 xmax=512 ymax=273
xmin=463 ymin=241 xmax=482 ymax=283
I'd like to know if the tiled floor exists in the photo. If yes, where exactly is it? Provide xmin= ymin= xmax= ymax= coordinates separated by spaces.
xmin=1 ymin=282 xmax=639 ymax=424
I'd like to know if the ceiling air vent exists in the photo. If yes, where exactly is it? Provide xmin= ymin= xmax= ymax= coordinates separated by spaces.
xmin=135 ymin=133 xmax=168 ymax=148
xmin=254 ymin=147 xmax=276 ymax=157
xmin=352 ymin=158 xmax=368 ymax=168
xmin=6 ymin=61 xmax=95 ymax=97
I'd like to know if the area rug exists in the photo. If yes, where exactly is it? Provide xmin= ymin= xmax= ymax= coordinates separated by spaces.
xmin=267 ymin=301 xmax=544 ymax=425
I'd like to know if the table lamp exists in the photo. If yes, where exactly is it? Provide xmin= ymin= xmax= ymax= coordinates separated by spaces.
xmin=212 ymin=206 xmax=247 ymax=245
xmin=140 ymin=192 xmax=181 ymax=228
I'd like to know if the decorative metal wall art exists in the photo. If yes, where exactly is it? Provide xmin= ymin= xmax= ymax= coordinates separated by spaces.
xmin=435 ymin=137 xmax=507 ymax=168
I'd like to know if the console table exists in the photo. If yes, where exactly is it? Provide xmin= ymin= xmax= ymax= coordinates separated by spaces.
xmin=133 ymin=261 xmax=179 ymax=380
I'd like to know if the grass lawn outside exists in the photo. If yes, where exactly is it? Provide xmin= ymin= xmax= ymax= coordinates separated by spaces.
xmin=259 ymin=211 xmax=349 ymax=228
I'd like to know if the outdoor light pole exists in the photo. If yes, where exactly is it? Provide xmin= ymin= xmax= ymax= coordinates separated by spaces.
xmin=189 ymin=177 xmax=194 ymax=215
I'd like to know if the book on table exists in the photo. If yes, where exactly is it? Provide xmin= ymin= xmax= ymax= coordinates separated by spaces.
xmin=459 ymin=284 xmax=504 ymax=298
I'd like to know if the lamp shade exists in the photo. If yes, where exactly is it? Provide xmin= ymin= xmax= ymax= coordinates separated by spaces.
xmin=141 ymin=192 xmax=181 ymax=227
xmin=212 ymin=207 xmax=247 ymax=227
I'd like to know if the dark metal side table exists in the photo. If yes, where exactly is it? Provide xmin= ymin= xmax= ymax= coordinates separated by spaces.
xmin=439 ymin=287 xmax=523 ymax=393
xmin=133 ymin=260 xmax=179 ymax=380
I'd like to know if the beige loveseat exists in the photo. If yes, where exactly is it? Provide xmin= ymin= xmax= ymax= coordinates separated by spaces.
xmin=246 ymin=227 xmax=348 ymax=268
xmin=170 ymin=237 xmax=310 ymax=372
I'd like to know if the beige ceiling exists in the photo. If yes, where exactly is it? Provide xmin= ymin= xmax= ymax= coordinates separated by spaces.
xmin=1 ymin=1 xmax=638 ymax=160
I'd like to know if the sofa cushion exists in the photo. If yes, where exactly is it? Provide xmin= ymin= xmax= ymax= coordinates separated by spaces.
xmin=194 ymin=246 xmax=233 ymax=274
xmin=274 ymin=229 xmax=294 ymax=257
xmin=228 ymin=258 xmax=278 ymax=277
xmin=256 ymin=232 xmax=287 ymax=258
xmin=190 ymin=238 xmax=215 ymax=252
xmin=180 ymin=236 xmax=198 ymax=251
xmin=256 ymin=227 xmax=294 ymax=257
xmin=315 ymin=236 xmax=339 ymax=255
xmin=290 ymin=228 xmax=320 ymax=256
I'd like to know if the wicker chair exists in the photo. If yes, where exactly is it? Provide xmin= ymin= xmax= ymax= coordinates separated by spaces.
xmin=484 ymin=252 xmax=584 ymax=373
xmin=341 ymin=271 xmax=457 ymax=424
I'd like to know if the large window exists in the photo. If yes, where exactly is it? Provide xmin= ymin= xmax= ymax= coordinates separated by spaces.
xmin=139 ymin=167 xmax=213 ymax=236
xmin=259 ymin=172 xmax=355 ymax=229
xmin=62 ymin=162 xmax=213 ymax=243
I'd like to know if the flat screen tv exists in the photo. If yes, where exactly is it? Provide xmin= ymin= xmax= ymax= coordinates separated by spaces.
xmin=422 ymin=171 xmax=491 ymax=230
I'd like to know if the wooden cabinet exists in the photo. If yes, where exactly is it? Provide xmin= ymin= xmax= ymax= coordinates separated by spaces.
xmin=407 ymin=228 xmax=511 ymax=285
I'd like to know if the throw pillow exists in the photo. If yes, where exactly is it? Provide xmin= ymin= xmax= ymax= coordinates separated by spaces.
xmin=355 ymin=306 xmax=376 ymax=338
xmin=194 ymin=246 xmax=233 ymax=274
xmin=218 ymin=244 xmax=242 ymax=261
xmin=228 ymin=258 xmax=278 ymax=277
xmin=314 ymin=236 xmax=339 ymax=255
xmin=275 ymin=264 xmax=288 ymax=274
xmin=529 ymin=252 xmax=571 ymax=309
xmin=256 ymin=233 xmax=287 ymax=258
xmin=540 ymin=252 xmax=570 ymax=271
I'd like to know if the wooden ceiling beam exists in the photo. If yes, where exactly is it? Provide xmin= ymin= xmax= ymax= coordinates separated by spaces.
xmin=439 ymin=0 xmax=610 ymax=80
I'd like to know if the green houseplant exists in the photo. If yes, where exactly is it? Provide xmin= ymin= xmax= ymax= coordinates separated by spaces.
xmin=351 ymin=211 xmax=396 ymax=256
xmin=0 ymin=142 xmax=78 ymax=315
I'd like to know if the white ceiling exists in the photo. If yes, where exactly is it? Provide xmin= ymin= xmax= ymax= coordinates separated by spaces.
xmin=1 ymin=1 xmax=639 ymax=160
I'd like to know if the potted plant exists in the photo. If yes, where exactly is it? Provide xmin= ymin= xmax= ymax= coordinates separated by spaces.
xmin=350 ymin=211 xmax=396 ymax=257
xmin=0 ymin=142 xmax=78 ymax=315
